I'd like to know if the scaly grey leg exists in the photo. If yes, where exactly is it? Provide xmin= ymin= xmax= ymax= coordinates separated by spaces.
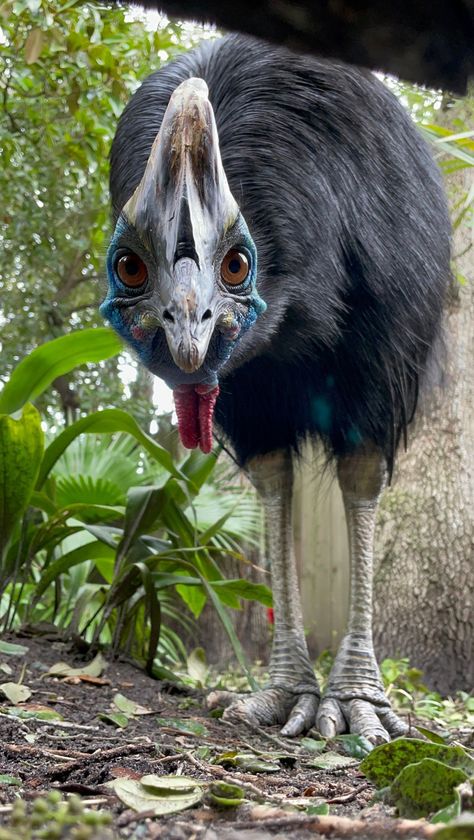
xmin=316 ymin=444 xmax=408 ymax=743
xmin=208 ymin=450 xmax=320 ymax=736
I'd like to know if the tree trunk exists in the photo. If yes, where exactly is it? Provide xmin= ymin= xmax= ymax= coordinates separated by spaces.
xmin=373 ymin=98 xmax=474 ymax=694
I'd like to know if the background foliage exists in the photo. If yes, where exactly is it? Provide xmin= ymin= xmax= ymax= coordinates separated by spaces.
xmin=0 ymin=0 xmax=211 ymax=426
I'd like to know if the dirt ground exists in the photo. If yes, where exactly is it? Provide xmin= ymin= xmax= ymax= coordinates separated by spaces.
xmin=0 ymin=633 xmax=449 ymax=839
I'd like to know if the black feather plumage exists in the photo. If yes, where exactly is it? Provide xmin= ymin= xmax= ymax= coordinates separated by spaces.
xmin=110 ymin=35 xmax=450 ymax=473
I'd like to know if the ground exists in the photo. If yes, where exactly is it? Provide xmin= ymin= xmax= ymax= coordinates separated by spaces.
xmin=0 ymin=634 xmax=465 ymax=839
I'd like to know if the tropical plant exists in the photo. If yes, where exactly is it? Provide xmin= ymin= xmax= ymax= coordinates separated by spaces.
xmin=0 ymin=330 xmax=267 ymax=682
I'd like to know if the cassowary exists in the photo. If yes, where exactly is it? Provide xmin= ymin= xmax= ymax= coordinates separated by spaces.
xmin=101 ymin=34 xmax=450 ymax=742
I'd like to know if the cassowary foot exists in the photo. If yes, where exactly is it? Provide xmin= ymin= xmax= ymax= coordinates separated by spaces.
xmin=316 ymin=695 xmax=408 ymax=744
xmin=207 ymin=687 xmax=319 ymax=737
xmin=316 ymin=634 xmax=408 ymax=744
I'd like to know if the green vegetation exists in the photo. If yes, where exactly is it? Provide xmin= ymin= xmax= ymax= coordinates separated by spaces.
xmin=0 ymin=331 xmax=266 ymax=682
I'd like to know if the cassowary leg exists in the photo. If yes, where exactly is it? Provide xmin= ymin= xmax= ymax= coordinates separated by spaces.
xmin=316 ymin=444 xmax=408 ymax=744
xmin=208 ymin=450 xmax=320 ymax=736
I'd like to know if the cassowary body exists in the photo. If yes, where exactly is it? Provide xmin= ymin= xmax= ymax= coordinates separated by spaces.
xmin=103 ymin=35 xmax=450 ymax=741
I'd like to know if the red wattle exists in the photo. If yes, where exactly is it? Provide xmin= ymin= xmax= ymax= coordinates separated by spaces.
xmin=196 ymin=384 xmax=220 ymax=454
xmin=173 ymin=385 xmax=199 ymax=449
xmin=173 ymin=384 xmax=220 ymax=453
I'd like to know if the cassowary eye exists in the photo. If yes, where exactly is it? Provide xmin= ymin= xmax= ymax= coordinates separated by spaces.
xmin=116 ymin=252 xmax=148 ymax=288
xmin=221 ymin=249 xmax=249 ymax=286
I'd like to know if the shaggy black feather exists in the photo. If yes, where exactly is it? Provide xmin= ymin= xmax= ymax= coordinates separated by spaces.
xmin=110 ymin=35 xmax=450 ymax=473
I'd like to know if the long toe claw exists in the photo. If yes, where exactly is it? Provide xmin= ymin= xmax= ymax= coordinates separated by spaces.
xmin=280 ymin=693 xmax=320 ymax=737
xmin=316 ymin=697 xmax=346 ymax=738
xmin=348 ymin=699 xmax=390 ymax=744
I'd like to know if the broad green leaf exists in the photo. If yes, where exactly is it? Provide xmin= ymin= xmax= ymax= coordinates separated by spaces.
xmin=0 ymin=329 xmax=122 ymax=415
xmin=308 ymin=752 xmax=358 ymax=770
xmin=37 ymin=409 xmax=180 ymax=488
xmin=210 ymin=579 xmax=272 ymax=608
xmin=0 ymin=683 xmax=32 ymax=704
xmin=0 ymin=775 xmax=22 ymax=785
xmin=176 ymin=582 xmax=207 ymax=618
xmin=390 ymin=758 xmax=468 ymax=819
xmin=107 ymin=775 xmax=203 ymax=814
xmin=360 ymin=739 xmax=474 ymax=788
xmin=179 ymin=449 xmax=218 ymax=494
xmin=0 ymin=404 xmax=44 ymax=560
xmin=117 ymin=485 xmax=169 ymax=564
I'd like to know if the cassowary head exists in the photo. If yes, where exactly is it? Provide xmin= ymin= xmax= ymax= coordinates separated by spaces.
xmin=101 ymin=77 xmax=266 ymax=452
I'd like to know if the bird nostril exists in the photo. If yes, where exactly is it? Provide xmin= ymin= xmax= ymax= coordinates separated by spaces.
xmin=202 ymin=309 xmax=212 ymax=322
xmin=163 ymin=309 xmax=175 ymax=323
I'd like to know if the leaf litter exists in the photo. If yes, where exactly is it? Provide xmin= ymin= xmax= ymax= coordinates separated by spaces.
xmin=0 ymin=633 xmax=472 ymax=839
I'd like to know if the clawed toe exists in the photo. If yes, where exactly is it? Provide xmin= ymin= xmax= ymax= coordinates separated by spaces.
xmin=316 ymin=695 xmax=408 ymax=744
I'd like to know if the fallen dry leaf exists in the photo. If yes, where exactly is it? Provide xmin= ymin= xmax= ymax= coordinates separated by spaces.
xmin=63 ymin=675 xmax=110 ymax=686
xmin=44 ymin=652 xmax=107 ymax=680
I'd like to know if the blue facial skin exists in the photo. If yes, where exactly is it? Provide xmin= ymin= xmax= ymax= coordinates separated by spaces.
xmin=100 ymin=214 xmax=267 ymax=390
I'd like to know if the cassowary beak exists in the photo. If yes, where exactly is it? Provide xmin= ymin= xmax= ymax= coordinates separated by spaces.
xmin=123 ymin=76 xmax=239 ymax=375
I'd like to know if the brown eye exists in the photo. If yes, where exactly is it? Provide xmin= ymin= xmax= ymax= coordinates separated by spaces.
xmin=221 ymin=249 xmax=250 ymax=286
xmin=116 ymin=253 xmax=147 ymax=288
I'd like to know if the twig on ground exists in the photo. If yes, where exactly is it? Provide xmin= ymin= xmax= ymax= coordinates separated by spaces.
xmin=46 ymin=740 xmax=156 ymax=780
xmin=326 ymin=783 xmax=371 ymax=804
xmin=231 ymin=807 xmax=439 ymax=837
xmin=0 ymin=712 xmax=99 ymax=731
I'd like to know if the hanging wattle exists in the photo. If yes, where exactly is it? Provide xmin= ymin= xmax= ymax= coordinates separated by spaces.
xmin=173 ymin=383 xmax=220 ymax=453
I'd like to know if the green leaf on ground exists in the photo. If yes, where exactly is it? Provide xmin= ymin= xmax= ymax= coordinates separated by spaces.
xmin=433 ymin=815 xmax=474 ymax=839
xmin=107 ymin=775 xmax=203 ymax=815
xmin=209 ymin=781 xmax=244 ymax=807
xmin=0 ymin=775 xmax=22 ymax=786
xmin=416 ymin=726 xmax=448 ymax=744
xmin=3 ymin=705 xmax=63 ymax=721
xmin=0 ymin=641 xmax=28 ymax=656
xmin=214 ymin=751 xmax=281 ymax=773
xmin=390 ymin=758 xmax=468 ymax=819
xmin=306 ymin=803 xmax=330 ymax=815
xmin=99 ymin=712 xmax=129 ymax=729
xmin=156 ymin=717 xmax=209 ymax=737
xmin=335 ymin=734 xmax=373 ymax=758
xmin=0 ymin=683 xmax=32 ymax=704
xmin=307 ymin=752 xmax=358 ymax=770
xmin=300 ymin=737 xmax=327 ymax=753
xmin=431 ymin=786 xmax=463 ymax=823
xmin=360 ymin=738 xmax=474 ymax=787
xmin=112 ymin=693 xmax=153 ymax=716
